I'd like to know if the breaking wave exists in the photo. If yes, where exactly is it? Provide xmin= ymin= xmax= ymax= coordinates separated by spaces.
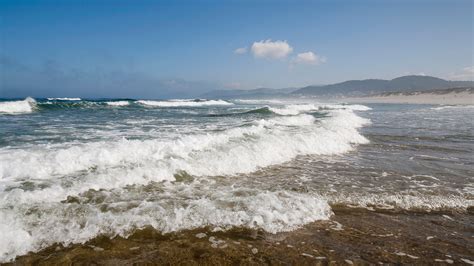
xmin=137 ymin=99 xmax=233 ymax=107
xmin=1 ymin=98 xmax=234 ymax=114
xmin=46 ymin=97 xmax=82 ymax=101
xmin=0 ymin=97 xmax=37 ymax=114
xmin=0 ymin=109 xmax=369 ymax=184
xmin=105 ymin=101 xmax=131 ymax=106
xmin=269 ymin=103 xmax=371 ymax=115
xmin=0 ymin=106 xmax=369 ymax=261
xmin=209 ymin=104 xmax=371 ymax=117
xmin=207 ymin=106 xmax=274 ymax=117
xmin=0 ymin=99 xmax=372 ymax=114
xmin=1 ymin=99 xmax=472 ymax=263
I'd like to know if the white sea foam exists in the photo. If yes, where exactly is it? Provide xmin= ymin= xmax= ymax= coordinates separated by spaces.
xmin=269 ymin=103 xmax=371 ymax=115
xmin=269 ymin=104 xmax=319 ymax=115
xmin=0 ymin=104 xmax=369 ymax=262
xmin=0 ymin=97 xmax=36 ymax=114
xmin=0 ymin=109 xmax=369 ymax=185
xmin=137 ymin=99 xmax=233 ymax=107
xmin=328 ymin=193 xmax=473 ymax=211
xmin=325 ymin=104 xmax=372 ymax=111
xmin=0 ymin=100 xmax=471 ymax=262
xmin=46 ymin=97 xmax=81 ymax=101
xmin=105 ymin=101 xmax=130 ymax=106
xmin=0 ymin=189 xmax=331 ymax=262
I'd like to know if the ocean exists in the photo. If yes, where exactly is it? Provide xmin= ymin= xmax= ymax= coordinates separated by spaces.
xmin=0 ymin=97 xmax=473 ymax=263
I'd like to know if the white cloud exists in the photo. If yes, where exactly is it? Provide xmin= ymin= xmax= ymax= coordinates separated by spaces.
xmin=234 ymin=47 xmax=247 ymax=54
xmin=449 ymin=66 xmax=474 ymax=80
xmin=251 ymin=40 xmax=293 ymax=59
xmin=292 ymin=51 xmax=326 ymax=66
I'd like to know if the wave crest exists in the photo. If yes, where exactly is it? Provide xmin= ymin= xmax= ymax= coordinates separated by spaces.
xmin=105 ymin=101 xmax=130 ymax=106
xmin=137 ymin=99 xmax=233 ymax=107
xmin=0 ymin=97 xmax=37 ymax=114
xmin=0 ymin=109 xmax=369 ymax=193
xmin=46 ymin=97 xmax=81 ymax=101
xmin=269 ymin=103 xmax=371 ymax=115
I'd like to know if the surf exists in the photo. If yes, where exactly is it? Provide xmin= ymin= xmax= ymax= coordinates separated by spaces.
xmin=137 ymin=99 xmax=233 ymax=107
xmin=0 ymin=97 xmax=37 ymax=114
xmin=0 ymin=104 xmax=373 ymax=261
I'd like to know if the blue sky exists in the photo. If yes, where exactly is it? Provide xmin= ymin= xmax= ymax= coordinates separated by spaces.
xmin=0 ymin=0 xmax=473 ymax=98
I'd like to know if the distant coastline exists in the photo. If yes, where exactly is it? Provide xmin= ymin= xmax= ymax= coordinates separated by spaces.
xmin=202 ymin=75 xmax=474 ymax=101
xmin=341 ymin=87 xmax=473 ymax=105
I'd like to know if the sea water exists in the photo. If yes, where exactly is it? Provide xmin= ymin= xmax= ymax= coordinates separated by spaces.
xmin=0 ymin=97 xmax=472 ymax=262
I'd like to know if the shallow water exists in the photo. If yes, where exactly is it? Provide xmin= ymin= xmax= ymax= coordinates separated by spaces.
xmin=0 ymin=98 xmax=473 ymax=262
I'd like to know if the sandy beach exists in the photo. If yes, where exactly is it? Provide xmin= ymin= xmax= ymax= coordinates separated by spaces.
xmin=342 ymin=88 xmax=474 ymax=105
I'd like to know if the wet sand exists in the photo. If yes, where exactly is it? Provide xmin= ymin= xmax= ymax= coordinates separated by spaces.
xmin=7 ymin=208 xmax=474 ymax=265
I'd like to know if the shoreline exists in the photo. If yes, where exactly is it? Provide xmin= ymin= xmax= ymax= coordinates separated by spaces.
xmin=340 ymin=91 xmax=474 ymax=105
xmin=7 ymin=209 xmax=474 ymax=265
xmin=2 ymin=101 xmax=473 ymax=265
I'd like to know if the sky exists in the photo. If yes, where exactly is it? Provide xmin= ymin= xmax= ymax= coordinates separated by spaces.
xmin=0 ymin=0 xmax=473 ymax=98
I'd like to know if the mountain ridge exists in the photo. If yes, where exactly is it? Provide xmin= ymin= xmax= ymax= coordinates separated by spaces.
xmin=202 ymin=75 xmax=474 ymax=99
xmin=292 ymin=75 xmax=474 ymax=97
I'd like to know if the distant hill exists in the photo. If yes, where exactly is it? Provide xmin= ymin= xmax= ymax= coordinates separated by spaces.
xmin=201 ymin=76 xmax=474 ymax=99
xmin=202 ymin=87 xmax=296 ymax=99
xmin=292 ymin=76 xmax=474 ymax=97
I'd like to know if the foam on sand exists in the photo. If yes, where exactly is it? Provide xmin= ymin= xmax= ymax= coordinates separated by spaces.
xmin=328 ymin=193 xmax=473 ymax=212
xmin=0 ymin=189 xmax=331 ymax=262
xmin=0 ymin=97 xmax=37 ymax=114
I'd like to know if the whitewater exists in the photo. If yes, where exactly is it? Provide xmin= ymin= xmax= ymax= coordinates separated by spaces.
xmin=0 ymin=98 xmax=473 ymax=262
